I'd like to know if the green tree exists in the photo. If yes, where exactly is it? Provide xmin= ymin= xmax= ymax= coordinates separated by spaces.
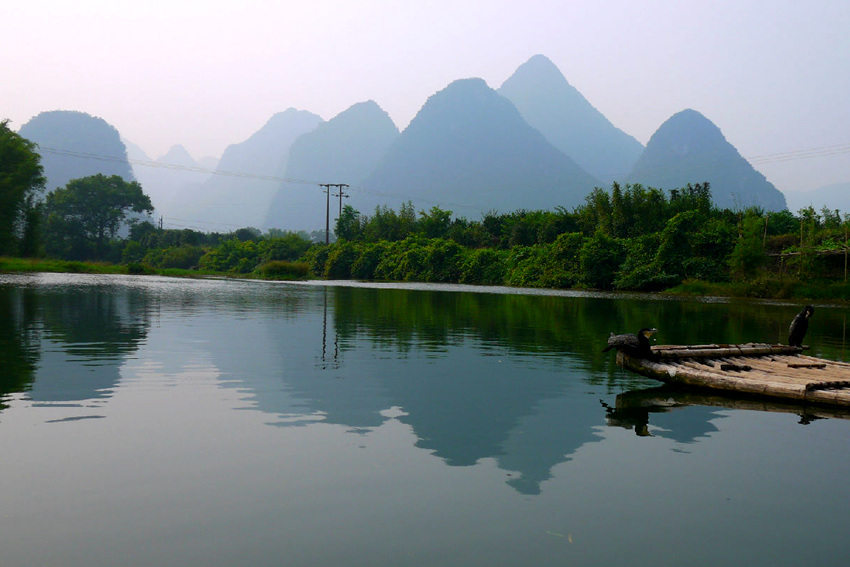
xmin=579 ymin=231 xmax=625 ymax=289
xmin=335 ymin=205 xmax=363 ymax=241
xmin=728 ymin=214 xmax=769 ymax=280
xmin=44 ymin=174 xmax=153 ymax=259
xmin=417 ymin=206 xmax=453 ymax=239
xmin=0 ymin=120 xmax=46 ymax=256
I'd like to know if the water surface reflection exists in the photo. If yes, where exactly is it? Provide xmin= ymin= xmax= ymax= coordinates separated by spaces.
xmin=1 ymin=274 xmax=849 ymax=566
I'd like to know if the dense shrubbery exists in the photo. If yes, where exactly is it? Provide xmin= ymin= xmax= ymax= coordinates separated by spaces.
xmin=14 ymin=173 xmax=850 ymax=298
xmin=293 ymin=182 xmax=850 ymax=298
xmin=255 ymin=260 xmax=310 ymax=279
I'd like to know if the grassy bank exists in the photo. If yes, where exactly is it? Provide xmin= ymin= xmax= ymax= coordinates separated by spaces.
xmin=667 ymin=278 xmax=850 ymax=302
xmin=4 ymin=256 xmax=849 ymax=303
xmin=0 ymin=257 xmax=125 ymax=274
xmin=0 ymin=257 xmax=310 ymax=282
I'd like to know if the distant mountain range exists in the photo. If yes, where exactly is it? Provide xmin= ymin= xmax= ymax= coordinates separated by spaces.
xmin=18 ymin=55 xmax=812 ymax=231
xmin=627 ymin=109 xmax=787 ymax=211
xmin=170 ymin=109 xmax=323 ymax=230
xmin=124 ymin=142 xmax=217 ymax=225
xmin=265 ymin=100 xmax=399 ymax=231
xmin=498 ymin=54 xmax=644 ymax=184
xmin=19 ymin=110 xmax=135 ymax=191
xmin=362 ymin=77 xmax=599 ymax=215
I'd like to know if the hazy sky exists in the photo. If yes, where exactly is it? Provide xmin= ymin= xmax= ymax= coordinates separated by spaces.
xmin=4 ymin=0 xmax=849 ymax=193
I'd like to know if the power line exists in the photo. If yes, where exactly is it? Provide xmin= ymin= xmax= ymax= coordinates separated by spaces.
xmin=33 ymin=140 xmax=850 ymax=230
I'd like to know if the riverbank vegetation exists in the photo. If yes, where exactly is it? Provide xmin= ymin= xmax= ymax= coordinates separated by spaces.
xmin=4 ymin=181 xmax=850 ymax=301
xmin=2 ymin=123 xmax=849 ymax=299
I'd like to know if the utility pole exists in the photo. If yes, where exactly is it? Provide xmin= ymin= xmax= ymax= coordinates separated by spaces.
xmin=320 ymin=183 xmax=349 ymax=244
xmin=320 ymin=183 xmax=332 ymax=244
xmin=334 ymin=184 xmax=350 ymax=216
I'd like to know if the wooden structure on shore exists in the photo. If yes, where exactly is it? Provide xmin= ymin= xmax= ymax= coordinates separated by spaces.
xmin=618 ymin=343 xmax=850 ymax=407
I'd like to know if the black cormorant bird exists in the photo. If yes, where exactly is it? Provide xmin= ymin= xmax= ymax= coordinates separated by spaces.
xmin=603 ymin=327 xmax=658 ymax=358
xmin=788 ymin=305 xmax=814 ymax=347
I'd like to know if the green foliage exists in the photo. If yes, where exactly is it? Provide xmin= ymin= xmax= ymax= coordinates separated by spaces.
xmin=421 ymin=239 xmax=464 ymax=282
xmin=143 ymin=245 xmax=205 ymax=269
xmin=728 ymin=214 xmax=769 ymax=280
xmin=126 ymin=262 xmax=156 ymax=275
xmin=234 ymin=227 xmax=262 ymax=241
xmin=335 ymin=204 xmax=363 ymax=241
xmin=255 ymin=260 xmax=310 ymax=280
xmin=351 ymin=242 xmax=388 ymax=280
xmin=19 ymin=179 xmax=850 ymax=300
xmin=374 ymin=237 xmax=429 ymax=281
xmin=43 ymin=174 xmax=153 ymax=260
xmin=199 ymin=239 xmax=260 ymax=273
xmin=361 ymin=202 xmax=417 ymax=242
xmin=325 ymin=241 xmax=359 ymax=279
xmin=417 ymin=206 xmax=453 ymax=239
xmin=259 ymin=232 xmax=311 ymax=262
xmin=0 ymin=120 xmax=45 ymax=256
xmin=579 ymin=231 xmax=625 ymax=289
xmin=459 ymin=248 xmax=507 ymax=285
xmin=302 ymin=244 xmax=331 ymax=276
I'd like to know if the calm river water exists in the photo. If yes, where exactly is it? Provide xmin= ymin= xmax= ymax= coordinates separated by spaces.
xmin=1 ymin=273 xmax=849 ymax=566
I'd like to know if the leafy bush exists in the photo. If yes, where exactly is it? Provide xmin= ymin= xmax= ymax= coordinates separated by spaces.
xmin=199 ymin=239 xmax=260 ymax=273
xmin=460 ymin=248 xmax=506 ymax=285
xmin=579 ymin=231 xmax=625 ymax=289
xmin=126 ymin=262 xmax=156 ymax=275
xmin=324 ymin=241 xmax=359 ymax=279
xmin=255 ymin=260 xmax=310 ymax=279
xmin=302 ymin=244 xmax=331 ymax=277
xmin=143 ymin=245 xmax=205 ymax=269
xmin=351 ymin=242 xmax=388 ymax=280
xmin=259 ymin=233 xmax=312 ymax=262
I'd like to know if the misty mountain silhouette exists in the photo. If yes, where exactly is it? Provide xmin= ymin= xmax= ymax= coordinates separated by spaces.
xmin=174 ymin=108 xmax=323 ymax=230
xmin=628 ymin=109 xmax=787 ymax=211
xmin=18 ymin=110 xmax=135 ymax=191
xmin=361 ymin=78 xmax=600 ymax=216
xmin=499 ymin=54 xmax=644 ymax=183
xmin=265 ymin=101 xmax=399 ymax=231
xmin=127 ymin=144 xmax=214 ymax=220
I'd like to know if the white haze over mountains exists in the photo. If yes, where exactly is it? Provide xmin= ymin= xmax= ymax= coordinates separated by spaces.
xmin=21 ymin=50 xmax=840 ymax=233
xmin=6 ymin=0 xmax=847 ymax=208
xmin=121 ymin=55 xmax=793 ymax=231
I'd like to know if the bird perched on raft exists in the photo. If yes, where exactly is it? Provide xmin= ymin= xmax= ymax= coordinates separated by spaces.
xmin=603 ymin=328 xmax=658 ymax=358
xmin=788 ymin=305 xmax=814 ymax=347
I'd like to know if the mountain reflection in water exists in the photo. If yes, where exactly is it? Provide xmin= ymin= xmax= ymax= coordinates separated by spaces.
xmin=3 ymin=275 xmax=849 ymax=497
xmin=3 ymin=274 xmax=850 ymax=567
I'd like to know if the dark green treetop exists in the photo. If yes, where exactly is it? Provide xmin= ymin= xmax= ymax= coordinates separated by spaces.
xmin=0 ymin=119 xmax=46 ymax=255
xmin=44 ymin=174 xmax=153 ymax=260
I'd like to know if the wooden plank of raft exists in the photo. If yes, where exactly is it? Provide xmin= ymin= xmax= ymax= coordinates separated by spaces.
xmin=616 ymin=346 xmax=850 ymax=406
xmin=619 ymin=354 xmax=809 ymax=399
xmin=652 ymin=343 xmax=801 ymax=359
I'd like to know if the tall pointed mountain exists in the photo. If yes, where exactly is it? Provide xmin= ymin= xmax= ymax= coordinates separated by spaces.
xmin=168 ymin=108 xmax=323 ymax=230
xmin=362 ymin=78 xmax=599 ymax=216
xmin=265 ymin=101 xmax=399 ymax=231
xmin=18 ymin=110 xmax=135 ymax=191
xmin=628 ymin=109 xmax=787 ymax=211
xmin=498 ymin=55 xmax=643 ymax=183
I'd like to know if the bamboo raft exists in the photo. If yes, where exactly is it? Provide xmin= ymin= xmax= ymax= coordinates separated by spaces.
xmin=617 ymin=343 xmax=850 ymax=407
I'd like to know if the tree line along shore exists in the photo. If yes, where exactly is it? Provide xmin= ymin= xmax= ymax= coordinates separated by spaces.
xmin=3 ymin=119 xmax=849 ymax=300
xmin=3 ymin=182 xmax=850 ymax=302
